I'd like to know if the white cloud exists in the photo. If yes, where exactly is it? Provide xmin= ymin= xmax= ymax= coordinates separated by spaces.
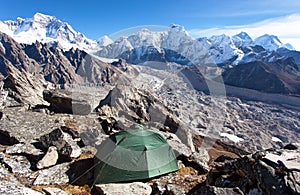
xmin=189 ymin=13 xmax=300 ymax=50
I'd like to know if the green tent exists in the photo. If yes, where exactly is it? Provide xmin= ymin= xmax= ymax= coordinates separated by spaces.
xmin=94 ymin=128 xmax=178 ymax=184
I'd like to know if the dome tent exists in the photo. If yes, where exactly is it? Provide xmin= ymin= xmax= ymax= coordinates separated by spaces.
xmin=94 ymin=127 xmax=178 ymax=184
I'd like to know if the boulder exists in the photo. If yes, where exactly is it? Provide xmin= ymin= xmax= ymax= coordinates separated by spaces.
xmin=96 ymin=85 xmax=180 ymax=132
xmin=206 ymin=147 xmax=300 ymax=195
xmin=0 ymin=107 xmax=64 ymax=144
xmin=93 ymin=182 xmax=152 ymax=195
xmin=40 ymin=128 xmax=82 ymax=162
xmin=5 ymin=142 xmax=43 ymax=160
xmin=0 ymin=180 xmax=43 ymax=195
xmin=36 ymin=146 xmax=59 ymax=169
xmin=189 ymin=186 xmax=244 ymax=195
xmin=43 ymin=90 xmax=92 ymax=115
xmin=164 ymin=132 xmax=210 ymax=173
xmin=33 ymin=162 xmax=70 ymax=185
xmin=2 ymin=155 xmax=32 ymax=174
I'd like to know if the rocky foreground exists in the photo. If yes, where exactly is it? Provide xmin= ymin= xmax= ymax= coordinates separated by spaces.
xmin=0 ymin=33 xmax=299 ymax=194
xmin=0 ymin=85 xmax=299 ymax=194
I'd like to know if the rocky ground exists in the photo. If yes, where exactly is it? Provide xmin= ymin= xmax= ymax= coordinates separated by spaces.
xmin=0 ymin=58 xmax=299 ymax=194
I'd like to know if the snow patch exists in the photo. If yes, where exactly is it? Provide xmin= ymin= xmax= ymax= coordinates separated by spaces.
xmin=271 ymin=136 xmax=283 ymax=143
xmin=220 ymin=133 xmax=244 ymax=143
xmin=265 ymin=152 xmax=300 ymax=170
xmin=0 ymin=42 xmax=5 ymax=54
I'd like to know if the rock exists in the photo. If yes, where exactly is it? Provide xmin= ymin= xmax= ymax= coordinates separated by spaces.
xmin=80 ymin=128 xmax=108 ymax=146
xmin=189 ymin=186 xmax=244 ymax=195
xmin=43 ymin=187 xmax=69 ymax=195
xmin=0 ymin=180 xmax=43 ymax=195
xmin=40 ymin=128 xmax=82 ymax=161
xmin=5 ymin=142 xmax=43 ymax=160
xmin=94 ymin=182 xmax=152 ymax=195
xmin=96 ymin=85 xmax=180 ymax=132
xmin=0 ymin=89 xmax=8 ymax=109
xmin=214 ymin=155 xmax=235 ymax=162
xmin=286 ymin=171 xmax=300 ymax=193
xmin=36 ymin=146 xmax=58 ymax=169
xmin=164 ymin=132 xmax=210 ymax=173
xmin=0 ymin=107 xmax=64 ymax=144
xmin=206 ymin=147 xmax=300 ymax=194
xmin=43 ymin=90 xmax=92 ymax=115
xmin=190 ymin=148 xmax=210 ymax=173
xmin=2 ymin=155 xmax=32 ymax=174
xmin=0 ymin=129 xmax=19 ymax=145
xmin=165 ymin=132 xmax=192 ymax=157
xmin=264 ymin=149 xmax=300 ymax=170
xmin=153 ymin=182 xmax=185 ymax=195
xmin=283 ymin=143 xmax=298 ymax=150
xmin=111 ymin=58 xmax=128 ymax=72
xmin=33 ymin=162 xmax=70 ymax=185
xmin=0 ymin=163 xmax=18 ymax=182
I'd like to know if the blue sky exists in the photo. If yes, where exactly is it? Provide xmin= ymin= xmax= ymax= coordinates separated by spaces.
xmin=1 ymin=0 xmax=300 ymax=40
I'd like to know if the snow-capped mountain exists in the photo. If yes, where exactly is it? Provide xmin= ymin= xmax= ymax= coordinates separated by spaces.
xmin=96 ymin=26 xmax=295 ymax=66
xmin=0 ymin=12 xmax=296 ymax=66
xmin=198 ymin=34 xmax=244 ymax=65
xmin=232 ymin=32 xmax=254 ymax=48
xmin=96 ymin=24 xmax=213 ymax=66
xmin=254 ymin=34 xmax=295 ymax=51
xmin=0 ymin=13 xmax=99 ymax=52
xmin=97 ymin=35 xmax=113 ymax=47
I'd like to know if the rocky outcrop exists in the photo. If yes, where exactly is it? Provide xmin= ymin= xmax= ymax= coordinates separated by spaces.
xmin=40 ymin=128 xmax=82 ymax=162
xmin=190 ymin=186 xmax=244 ymax=195
xmin=97 ymin=84 xmax=180 ymax=132
xmin=43 ymin=90 xmax=92 ymax=115
xmin=1 ymin=33 xmax=138 ymax=109
xmin=93 ymin=182 xmax=152 ymax=195
xmin=221 ymin=58 xmax=300 ymax=95
xmin=204 ymin=146 xmax=300 ymax=195
xmin=33 ymin=162 xmax=70 ymax=185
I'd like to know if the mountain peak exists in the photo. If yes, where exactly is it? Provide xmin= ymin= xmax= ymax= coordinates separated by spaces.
xmin=254 ymin=34 xmax=283 ymax=51
xmin=169 ymin=24 xmax=185 ymax=31
xmin=32 ymin=12 xmax=55 ymax=22
xmin=0 ymin=12 xmax=99 ymax=52
xmin=234 ymin=32 xmax=252 ymax=40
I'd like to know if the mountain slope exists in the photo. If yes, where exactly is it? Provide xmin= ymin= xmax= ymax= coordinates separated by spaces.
xmin=221 ymin=58 xmax=300 ymax=95
xmin=0 ymin=32 xmax=136 ymax=105
xmin=0 ymin=13 xmax=99 ymax=52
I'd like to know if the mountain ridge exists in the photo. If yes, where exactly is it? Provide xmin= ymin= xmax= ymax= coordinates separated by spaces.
xmin=0 ymin=12 xmax=297 ymax=67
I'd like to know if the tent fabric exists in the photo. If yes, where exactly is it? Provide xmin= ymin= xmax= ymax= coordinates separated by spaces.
xmin=94 ymin=128 xmax=178 ymax=184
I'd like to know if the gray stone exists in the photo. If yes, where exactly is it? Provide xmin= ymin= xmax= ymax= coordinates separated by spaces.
xmin=36 ymin=146 xmax=58 ymax=169
xmin=40 ymin=128 xmax=81 ymax=161
xmin=33 ymin=162 xmax=70 ymax=185
xmin=43 ymin=90 xmax=92 ymax=115
xmin=0 ymin=107 xmax=65 ymax=144
xmin=190 ymin=148 xmax=210 ymax=173
xmin=94 ymin=182 xmax=152 ymax=195
xmin=165 ymin=132 xmax=192 ymax=157
xmin=5 ymin=142 xmax=43 ymax=158
xmin=43 ymin=187 xmax=69 ymax=195
xmin=189 ymin=186 xmax=244 ymax=195
xmin=0 ymin=180 xmax=43 ymax=195
xmin=3 ymin=155 xmax=32 ymax=174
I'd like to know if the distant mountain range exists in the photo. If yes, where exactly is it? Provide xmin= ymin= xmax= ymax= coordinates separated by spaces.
xmin=0 ymin=13 xmax=298 ymax=67
xmin=1 ymin=12 xmax=300 ymax=96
